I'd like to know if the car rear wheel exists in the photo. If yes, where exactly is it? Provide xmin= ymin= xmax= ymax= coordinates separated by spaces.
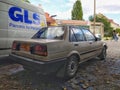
xmin=65 ymin=55 xmax=79 ymax=78
xmin=98 ymin=47 xmax=107 ymax=60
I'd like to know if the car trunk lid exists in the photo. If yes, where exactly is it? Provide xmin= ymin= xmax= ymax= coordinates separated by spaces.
xmin=11 ymin=39 xmax=63 ymax=61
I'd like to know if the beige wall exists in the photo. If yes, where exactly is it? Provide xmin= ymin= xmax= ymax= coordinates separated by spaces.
xmin=89 ymin=22 xmax=104 ymax=37
xmin=111 ymin=23 xmax=120 ymax=29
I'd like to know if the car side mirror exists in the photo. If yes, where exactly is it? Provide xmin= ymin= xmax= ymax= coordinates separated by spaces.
xmin=95 ymin=34 xmax=101 ymax=41
xmin=96 ymin=37 xmax=101 ymax=41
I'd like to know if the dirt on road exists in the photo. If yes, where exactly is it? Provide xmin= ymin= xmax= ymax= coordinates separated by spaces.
xmin=0 ymin=40 xmax=120 ymax=90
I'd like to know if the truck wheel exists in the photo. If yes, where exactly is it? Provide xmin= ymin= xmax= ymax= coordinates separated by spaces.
xmin=65 ymin=55 xmax=79 ymax=78
xmin=98 ymin=47 xmax=107 ymax=60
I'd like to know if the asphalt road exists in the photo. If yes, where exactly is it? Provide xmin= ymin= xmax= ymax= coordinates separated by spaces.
xmin=0 ymin=55 xmax=13 ymax=66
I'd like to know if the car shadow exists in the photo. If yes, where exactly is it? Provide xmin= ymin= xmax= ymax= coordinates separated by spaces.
xmin=12 ymin=69 xmax=66 ymax=90
xmin=11 ymin=58 xmax=102 ymax=90
xmin=0 ymin=56 xmax=105 ymax=90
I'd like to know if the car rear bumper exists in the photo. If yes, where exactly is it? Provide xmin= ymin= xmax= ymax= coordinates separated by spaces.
xmin=9 ymin=54 xmax=67 ymax=75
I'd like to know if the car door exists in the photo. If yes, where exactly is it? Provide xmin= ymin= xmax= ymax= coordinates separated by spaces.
xmin=82 ymin=29 xmax=102 ymax=58
xmin=69 ymin=27 xmax=92 ymax=60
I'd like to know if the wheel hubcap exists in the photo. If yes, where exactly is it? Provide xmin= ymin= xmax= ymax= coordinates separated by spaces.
xmin=103 ymin=48 xmax=106 ymax=58
xmin=68 ymin=60 xmax=77 ymax=76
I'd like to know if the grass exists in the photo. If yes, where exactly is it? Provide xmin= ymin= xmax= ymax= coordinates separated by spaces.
xmin=103 ymin=37 xmax=113 ymax=40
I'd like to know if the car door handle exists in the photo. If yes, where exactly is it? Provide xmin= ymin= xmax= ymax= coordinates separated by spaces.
xmin=74 ymin=44 xmax=79 ymax=46
xmin=89 ymin=42 xmax=92 ymax=44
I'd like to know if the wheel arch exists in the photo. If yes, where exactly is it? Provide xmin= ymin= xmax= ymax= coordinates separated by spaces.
xmin=103 ymin=43 xmax=107 ymax=49
xmin=67 ymin=51 xmax=80 ymax=62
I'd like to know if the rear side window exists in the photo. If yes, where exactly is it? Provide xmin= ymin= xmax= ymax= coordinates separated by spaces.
xmin=70 ymin=27 xmax=85 ymax=42
xmin=82 ymin=29 xmax=95 ymax=41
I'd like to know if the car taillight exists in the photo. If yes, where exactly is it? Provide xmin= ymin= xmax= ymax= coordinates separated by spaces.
xmin=12 ymin=42 xmax=20 ymax=50
xmin=12 ymin=42 xmax=17 ymax=50
xmin=33 ymin=44 xmax=47 ymax=56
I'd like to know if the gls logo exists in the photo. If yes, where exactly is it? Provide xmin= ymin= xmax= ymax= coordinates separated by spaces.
xmin=9 ymin=6 xmax=40 ymax=25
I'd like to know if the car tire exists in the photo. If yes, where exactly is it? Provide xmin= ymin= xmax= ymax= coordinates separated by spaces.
xmin=65 ymin=55 xmax=79 ymax=78
xmin=98 ymin=47 xmax=107 ymax=60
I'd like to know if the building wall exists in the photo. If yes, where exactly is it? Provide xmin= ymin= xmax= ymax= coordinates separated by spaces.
xmin=56 ymin=19 xmax=88 ymax=26
xmin=89 ymin=22 xmax=104 ymax=37
xmin=45 ymin=13 xmax=56 ymax=26
xmin=111 ymin=22 xmax=120 ymax=29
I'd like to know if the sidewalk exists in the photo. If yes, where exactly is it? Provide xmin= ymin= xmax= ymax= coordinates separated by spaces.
xmin=105 ymin=39 xmax=120 ymax=59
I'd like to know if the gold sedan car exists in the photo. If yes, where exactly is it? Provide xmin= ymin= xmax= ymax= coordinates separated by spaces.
xmin=10 ymin=26 xmax=107 ymax=78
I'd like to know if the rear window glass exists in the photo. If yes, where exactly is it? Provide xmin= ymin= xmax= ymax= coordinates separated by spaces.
xmin=32 ymin=26 xmax=65 ymax=40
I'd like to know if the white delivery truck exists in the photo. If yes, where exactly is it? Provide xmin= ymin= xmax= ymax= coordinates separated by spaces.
xmin=0 ymin=0 xmax=47 ymax=56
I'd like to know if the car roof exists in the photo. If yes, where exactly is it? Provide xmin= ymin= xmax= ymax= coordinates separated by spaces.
xmin=46 ymin=25 xmax=88 ymax=29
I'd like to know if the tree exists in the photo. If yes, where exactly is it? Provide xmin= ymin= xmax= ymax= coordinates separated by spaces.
xmin=89 ymin=15 xmax=113 ymax=36
xmin=71 ymin=0 xmax=83 ymax=20
xmin=22 ymin=0 xmax=30 ymax=3
xmin=116 ymin=28 xmax=120 ymax=36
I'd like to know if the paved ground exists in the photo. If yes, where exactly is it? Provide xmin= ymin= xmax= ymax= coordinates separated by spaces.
xmin=106 ymin=39 xmax=120 ymax=59
xmin=0 ymin=40 xmax=120 ymax=90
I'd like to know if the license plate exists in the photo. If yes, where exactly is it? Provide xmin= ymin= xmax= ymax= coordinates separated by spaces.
xmin=20 ymin=43 xmax=30 ymax=52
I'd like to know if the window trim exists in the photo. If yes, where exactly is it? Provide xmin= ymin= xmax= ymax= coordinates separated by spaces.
xmin=81 ymin=28 xmax=96 ymax=41
xmin=69 ymin=27 xmax=77 ymax=42
xmin=69 ymin=27 xmax=86 ymax=42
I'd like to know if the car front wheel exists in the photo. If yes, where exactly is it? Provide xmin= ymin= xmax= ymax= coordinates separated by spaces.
xmin=65 ymin=55 xmax=79 ymax=78
xmin=98 ymin=47 xmax=107 ymax=60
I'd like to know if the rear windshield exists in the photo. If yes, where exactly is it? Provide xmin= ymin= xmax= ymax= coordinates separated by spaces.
xmin=32 ymin=26 xmax=65 ymax=40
